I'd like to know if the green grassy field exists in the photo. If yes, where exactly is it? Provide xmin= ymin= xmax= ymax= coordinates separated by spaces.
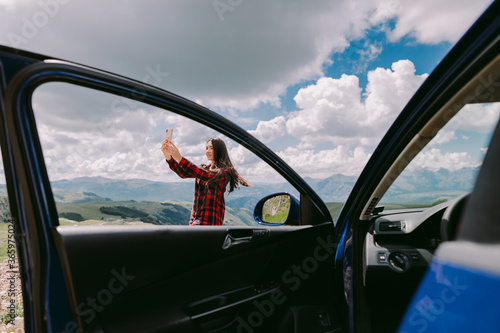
xmin=56 ymin=199 xmax=254 ymax=226
xmin=326 ymin=202 xmax=344 ymax=221
xmin=0 ymin=222 xmax=13 ymax=262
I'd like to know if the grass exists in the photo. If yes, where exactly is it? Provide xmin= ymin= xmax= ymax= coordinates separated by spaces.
xmin=262 ymin=195 xmax=291 ymax=224
xmin=0 ymin=303 xmax=23 ymax=324
xmin=0 ymin=222 xmax=14 ymax=262
xmin=264 ymin=209 xmax=289 ymax=224
xmin=58 ymin=219 xmax=155 ymax=226
xmin=326 ymin=202 xmax=345 ymax=221
xmin=56 ymin=200 xmax=254 ymax=226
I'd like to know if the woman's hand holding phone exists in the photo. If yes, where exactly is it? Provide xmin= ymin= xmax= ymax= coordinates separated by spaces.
xmin=161 ymin=139 xmax=172 ymax=160
xmin=161 ymin=128 xmax=182 ymax=162
xmin=169 ymin=142 xmax=182 ymax=162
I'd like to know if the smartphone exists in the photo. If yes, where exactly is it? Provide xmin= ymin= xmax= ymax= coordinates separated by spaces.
xmin=165 ymin=128 xmax=173 ymax=141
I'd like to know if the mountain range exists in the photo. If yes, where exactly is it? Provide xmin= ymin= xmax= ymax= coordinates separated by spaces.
xmin=47 ymin=166 xmax=478 ymax=206
xmin=50 ymin=176 xmax=298 ymax=210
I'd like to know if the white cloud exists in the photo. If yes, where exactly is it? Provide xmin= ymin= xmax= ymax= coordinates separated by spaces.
xmin=38 ymin=114 xmax=166 ymax=181
xmin=349 ymin=40 xmax=384 ymax=73
xmin=428 ymin=130 xmax=457 ymax=146
xmin=286 ymin=74 xmax=364 ymax=147
xmin=450 ymin=103 xmax=500 ymax=133
xmin=240 ymin=161 xmax=286 ymax=184
xmin=0 ymin=0 xmax=361 ymax=110
xmin=365 ymin=60 xmax=428 ymax=122
xmin=286 ymin=60 xmax=428 ymax=147
xmin=411 ymin=148 xmax=474 ymax=171
xmin=248 ymin=116 xmax=286 ymax=143
xmin=427 ymin=103 xmax=500 ymax=146
xmin=385 ymin=0 xmax=493 ymax=44
xmin=277 ymin=146 xmax=371 ymax=178
xmin=228 ymin=144 xmax=260 ymax=166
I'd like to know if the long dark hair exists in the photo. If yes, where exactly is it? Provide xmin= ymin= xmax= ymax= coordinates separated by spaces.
xmin=206 ymin=138 xmax=251 ymax=193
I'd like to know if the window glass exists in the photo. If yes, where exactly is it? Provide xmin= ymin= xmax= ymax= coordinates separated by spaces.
xmin=32 ymin=82 xmax=296 ymax=227
xmin=380 ymin=102 xmax=500 ymax=209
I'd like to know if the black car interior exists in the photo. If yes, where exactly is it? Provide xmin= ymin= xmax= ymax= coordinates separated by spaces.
xmin=357 ymin=47 xmax=500 ymax=332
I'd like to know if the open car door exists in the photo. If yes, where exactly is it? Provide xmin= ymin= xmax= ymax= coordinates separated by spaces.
xmin=0 ymin=46 xmax=344 ymax=333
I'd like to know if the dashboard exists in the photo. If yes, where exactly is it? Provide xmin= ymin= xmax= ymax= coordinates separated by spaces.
xmin=364 ymin=201 xmax=449 ymax=276
xmin=362 ymin=200 xmax=452 ymax=325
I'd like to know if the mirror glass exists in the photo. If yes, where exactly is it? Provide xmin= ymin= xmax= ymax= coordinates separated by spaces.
xmin=262 ymin=194 xmax=291 ymax=224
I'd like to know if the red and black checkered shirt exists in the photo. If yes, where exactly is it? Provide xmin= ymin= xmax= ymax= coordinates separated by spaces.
xmin=167 ymin=157 xmax=229 ymax=225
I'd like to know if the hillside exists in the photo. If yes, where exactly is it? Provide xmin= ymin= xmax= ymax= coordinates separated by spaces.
xmin=382 ymin=167 xmax=477 ymax=203
xmin=50 ymin=177 xmax=299 ymax=207
xmin=48 ymin=166 xmax=477 ymax=205
xmin=56 ymin=199 xmax=256 ymax=226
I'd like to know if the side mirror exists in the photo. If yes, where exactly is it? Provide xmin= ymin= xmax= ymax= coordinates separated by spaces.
xmin=253 ymin=193 xmax=300 ymax=225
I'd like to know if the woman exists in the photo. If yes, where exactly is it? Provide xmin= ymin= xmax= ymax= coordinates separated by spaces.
xmin=161 ymin=137 xmax=251 ymax=225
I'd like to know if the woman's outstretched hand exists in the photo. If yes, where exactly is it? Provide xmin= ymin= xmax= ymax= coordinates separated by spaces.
xmin=161 ymin=140 xmax=182 ymax=162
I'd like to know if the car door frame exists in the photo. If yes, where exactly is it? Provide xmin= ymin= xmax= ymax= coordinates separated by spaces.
xmin=0 ymin=46 xmax=335 ymax=332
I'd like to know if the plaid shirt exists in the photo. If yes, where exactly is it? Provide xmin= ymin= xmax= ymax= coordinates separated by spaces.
xmin=167 ymin=157 xmax=229 ymax=225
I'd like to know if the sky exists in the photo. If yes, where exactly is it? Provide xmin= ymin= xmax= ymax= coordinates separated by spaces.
xmin=0 ymin=0 xmax=498 ymax=186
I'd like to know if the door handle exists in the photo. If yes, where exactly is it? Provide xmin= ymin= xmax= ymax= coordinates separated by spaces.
xmin=222 ymin=234 xmax=252 ymax=249
xmin=222 ymin=229 xmax=269 ymax=250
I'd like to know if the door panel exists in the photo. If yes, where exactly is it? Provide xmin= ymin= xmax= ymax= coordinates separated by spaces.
xmin=54 ymin=223 xmax=338 ymax=332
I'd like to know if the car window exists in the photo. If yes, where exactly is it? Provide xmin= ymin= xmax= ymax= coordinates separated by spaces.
xmin=31 ymin=82 xmax=299 ymax=227
xmin=380 ymin=101 xmax=500 ymax=209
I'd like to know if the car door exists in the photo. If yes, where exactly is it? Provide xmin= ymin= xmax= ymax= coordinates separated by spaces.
xmin=0 ymin=46 xmax=344 ymax=333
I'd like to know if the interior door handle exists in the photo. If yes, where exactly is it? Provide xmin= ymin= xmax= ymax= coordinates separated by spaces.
xmin=222 ymin=234 xmax=252 ymax=249
xmin=222 ymin=229 xmax=269 ymax=250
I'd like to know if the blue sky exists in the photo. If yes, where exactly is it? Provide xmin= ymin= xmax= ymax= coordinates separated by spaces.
xmin=0 ymin=0 xmax=497 ymax=184
xmin=235 ymin=31 xmax=454 ymax=154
